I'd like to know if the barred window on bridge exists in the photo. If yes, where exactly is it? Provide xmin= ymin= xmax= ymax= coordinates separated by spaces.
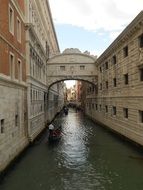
xmin=80 ymin=65 xmax=85 ymax=70
xmin=60 ymin=66 xmax=65 ymax=71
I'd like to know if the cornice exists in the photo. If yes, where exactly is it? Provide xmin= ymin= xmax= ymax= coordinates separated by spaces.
xmin=0 ymin=33 xmax=26 ymax=59
xmin=0 ymin=74 xmax=27 ymax=89
xmin=48 ymin=52 xmax=97 ymax=63
xmin=27 ymin=75 xmax=47 ymax=90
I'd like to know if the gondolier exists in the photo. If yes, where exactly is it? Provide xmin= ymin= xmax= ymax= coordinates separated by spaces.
xmin=48 ymin=123 xmax=61 ymax=142
xmin=49 ymin=123 xmax=54 ymax=131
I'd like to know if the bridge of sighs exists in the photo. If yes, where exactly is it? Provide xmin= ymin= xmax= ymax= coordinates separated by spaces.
xmin=47 ymin=48 xmax=98 ymax=88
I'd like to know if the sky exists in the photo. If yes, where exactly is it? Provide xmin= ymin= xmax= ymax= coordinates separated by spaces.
xmin=48 ymin=0 xmax=143 ymax=87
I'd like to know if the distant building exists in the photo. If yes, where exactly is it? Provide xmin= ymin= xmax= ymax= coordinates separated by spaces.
xmin=75 ymin=81 xmax=82 ymax=107
xmin=66 ymin=85 xmax=76 ymax=103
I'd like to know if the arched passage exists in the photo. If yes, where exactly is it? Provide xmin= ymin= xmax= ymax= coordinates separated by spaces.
xmin=48 ymin=78 xmax=97 ymax=90
xmin=47 ymin=78 xmax=98 ymax=118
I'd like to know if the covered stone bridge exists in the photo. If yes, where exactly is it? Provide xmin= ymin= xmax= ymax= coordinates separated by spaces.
xmin=47 ymin=48 xmax=98 ymax=88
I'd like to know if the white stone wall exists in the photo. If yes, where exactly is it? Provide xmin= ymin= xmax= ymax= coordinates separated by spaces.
xmin=47 ymin=51 xmax=97 ymax=86
xmin=47 ymin=82 xmax=65 ymax=123
xmin=84 ymin=12 xmax=143 ymax=146
xmin=25 ymin=0 xmax=62 ymax=141
xmin=25 ymin=0 xmax=59 ymax=56
xmin=0 ymin=79 xmax=28 ymax=171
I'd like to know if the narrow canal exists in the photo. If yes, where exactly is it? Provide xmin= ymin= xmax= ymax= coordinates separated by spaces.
xmin=1 ymin=108 xmax=143 ymax=190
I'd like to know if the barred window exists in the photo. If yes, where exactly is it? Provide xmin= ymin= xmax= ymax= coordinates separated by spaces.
xmin=139 ymin=110 xmax=143 ymax=123
xmin=112 ymin=55 xmax=117 ymax=64
xmin=124 ymin=74 xmax=128 ymax=85
xmin=139 ymin=34 xmax=143 ymax=48
xmin=123 ymin=108 xmax=128 ymax=118
xmin=105 ymin=106 xmax=108 ymax=113
xmin=113 ymin=106 xmax=116 ymax=116
xmin=123 ymin=46 xmax=128 ymax=57
xmin=140 ymin=68 xmax=143 ymax=81
xmin=0 ymin=119 xmax=4 ymax=134
xmin=60 ymin=66 xmax=65 ymax=71
xmin=113 ymin=78 xmax=117 ymax=87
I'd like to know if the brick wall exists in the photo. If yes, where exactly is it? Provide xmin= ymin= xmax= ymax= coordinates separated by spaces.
xmin=0 ymin=0 xmax=26 ymax=81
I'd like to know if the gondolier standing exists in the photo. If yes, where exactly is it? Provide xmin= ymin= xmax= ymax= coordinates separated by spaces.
xmin=49 ymin=123 xmax=54 ymax=134
xmin=48 ymin=123 xmax=61 ymax=142
xmin=49 ymin=123 xmax=54 ymax=131
xmin=48 ymin=123 xmax=55 ymax=140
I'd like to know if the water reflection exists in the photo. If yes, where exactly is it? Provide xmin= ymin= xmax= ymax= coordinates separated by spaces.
xmin=1 ymin=108 xmax=143 ymax=190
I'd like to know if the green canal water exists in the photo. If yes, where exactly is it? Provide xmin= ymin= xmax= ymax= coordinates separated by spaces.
xmin=1 ymin=109 xmax=143 ymax=190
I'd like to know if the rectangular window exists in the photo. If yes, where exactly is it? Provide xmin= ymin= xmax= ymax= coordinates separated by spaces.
xmin=92 ymin=103 xmax=94 ymax=109
xmin=106 ymin=81 xmax=108 ymax=89
xmin=99 ymin=104 xmax=102 ymax=111
xmin=140 ymin=68 xmax=143 ymax=81
xmin=113 ymin=78 xmax=117 ymax=87
xmin=113 ymin=106 xmax=116 ymax=116
xmin=9 ymin=53 xmax=15 ymax=79
xmin=124 ymin=73 xmax=128 ymax=85
xmin=45 ymin=41 xmax=49 ymax=57
xmin=138 ymin=34 xmax=143 ymax=48
xmin=24 ymin=112 xmax=27 ymax=123
xmin=123 ymin=46 xmax=128 ymax=57
xmin=123 ymin=108 xmax=128 ymax=118
xmin=32 ymin=63 xmax=34 ymax=77
xmin=15 ymin=114 xmax=18 ymax=127
xmin=139 ymin=110 xmax=143 ymax=123
xmin=100 ymin=66 xmax=102 ymax=73
xmin=60 ymin=66 xmax=65 ymax=71
xmin=100 ymin=83 xmax=102 ymax=90
xmin=96 ymin=104 xmax=98 ymax=110
xmin=105 ymin=105 xmax=108 ymax=113
xmin=17 ymin=17 xmax=21 ymax=42
xmin=30 ymin=89 xmax=32 ymax=102
xmin=18 ymin=59 xmax=22 ymax=81
xmin=105 ymin=61 xmax=108 ymax=70
xmin=0 ymin=119 xmax=4 ymax=134
xmin=9 ymin=5 xmax=14 ymax=34
xmin=112 ymin=55 xmax=116 ymax=64
xmin=80 ymin=65 xmax=85 ymax=70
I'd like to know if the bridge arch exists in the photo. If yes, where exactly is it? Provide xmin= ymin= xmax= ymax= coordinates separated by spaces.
xmin=48 ymin=78 xmax=97 ymax=90
xmin=47 ymin=48 xmax=98 ymax=88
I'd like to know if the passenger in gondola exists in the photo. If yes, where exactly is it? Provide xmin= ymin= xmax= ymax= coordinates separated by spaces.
xmin=63 ymin=106 xmax=68 ymax=115
xmin=53 ymin=128 xmax=61 ymax=136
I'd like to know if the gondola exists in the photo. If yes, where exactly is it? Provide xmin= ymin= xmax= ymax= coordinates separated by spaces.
xmin=48 ymin=128 xmax=61 ymax=142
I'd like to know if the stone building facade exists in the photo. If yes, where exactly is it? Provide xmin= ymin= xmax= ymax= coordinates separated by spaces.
xmin=75 ymin=81 xmax=83 ymax=108
xmin=1 ymin=0 xmax=143 ymax=173
xmin=25 ymin=0 xmax=64 ymax=141
xmin=0 ymin=0 xmax=64 ymax=171
xmin=47 ymin=82 xmax=65 ymax=122
xmin=0 ymin=0 xmax=28 ymax=171
xmin=84 ymin=11 xmax=143 ymax=146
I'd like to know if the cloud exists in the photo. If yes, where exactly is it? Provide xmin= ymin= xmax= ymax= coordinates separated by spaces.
xmin=49 ymin=0 xmax=143 ymax=34
xmin=109 ymin=31 xmax=121 ymax=41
